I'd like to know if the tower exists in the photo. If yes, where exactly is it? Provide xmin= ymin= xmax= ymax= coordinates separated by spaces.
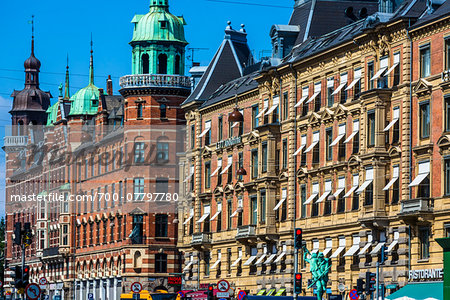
xmin=130 ymin=0 xmax=188 ymax=75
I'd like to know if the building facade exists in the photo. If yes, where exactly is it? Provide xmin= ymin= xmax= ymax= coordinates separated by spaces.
xmin=178 ymin=0 xmax=450 ymax=297
xmin=4 ymin=1 xmax=189 ymax=299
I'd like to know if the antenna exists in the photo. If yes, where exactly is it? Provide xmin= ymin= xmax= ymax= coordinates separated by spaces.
xmin=186 ymin=47 xmax=209 ymax=69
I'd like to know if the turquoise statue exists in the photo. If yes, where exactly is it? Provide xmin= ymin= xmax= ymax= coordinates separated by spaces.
xmin=303 ymin=245 xmax=332 ymax=300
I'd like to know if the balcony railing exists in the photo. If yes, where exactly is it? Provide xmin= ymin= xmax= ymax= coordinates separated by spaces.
xmin=401 ymin=198 xmax=433 ymax=214
xmin=442 ymin=70 xmax=450 ymax=82
xmin=4 ymin=136 xmax=28 ymax=147
xmin=191 ymin=233 xmax=212 ymax=246
xmin=120 ymin=74 xmax=191 ymax=89
xmin=236 ymin=225 xmax=256 ymax=239
xmin=42 ymin=246 xmax=60 ymax=258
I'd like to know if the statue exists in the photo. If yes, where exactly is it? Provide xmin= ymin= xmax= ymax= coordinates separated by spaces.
xmin=58 ymin=83 xmax=63 ymax=98
xmin=303 ymin=245 xmax=332 ymax=300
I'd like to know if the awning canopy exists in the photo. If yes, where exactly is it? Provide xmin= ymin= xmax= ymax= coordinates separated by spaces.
xmin=306 ymin=83 xmax=321 ymax=104
xmin=330 ymin=124 xmax=346 ymax=147
xmin=183 ymin=209 xmax=194 ymax=225
xmin=332 ymin=73 xmax=348 ymax=95
xmin=409 ymin=161 xmax=430 ymax=187
xmin=344 ymin=236 xmax=361 ymax=257
xmin=198 ymin=121 xmax=211 ymax=137
xmin=220 ymin=156 xmax=233 ymax=174
xmin=311 ymin=240 xmax=320 ymax=254
xmin=385 ymin=282 xmax=443 ymax=300
xmin=384 ymin=107 xmax=400 ymax=132
xmin=265 ymin=96 xmax=279 ymax=116
xmin=344 ymin=120 xmax=359 ymax=144
xmin=211 ymin=252 xmax=222 ymax=270
xmin=295 ymin=87 xmax=309 ymax=108
xmin=356 ymin=168 xmax=373 ymax=194
xmin=197 ymin=206 xmax=210 ymax=223
xmin=370 ymin=242 xmax=386 ymax=254
xmin=384 ymin=165 xmax=399 ymax=190
xmin=344 ymin=174 xmax=359 ymax=198
xmin=346 ymin=69 xmax=361 ymax=90
xmin=323 ymin=239 xmax=333 ymax=256
xmin=210 ymin=203 xmax=222 ymax=221
xmin=316 ymin=180 xmax=332 ymax=203
xmin=293 ymin=135 xmax=307 ymax=156
xmin=243 ymin=255 xmax=257 ymax=266
xmin=305 ymin=132 xmax=320 ymax=153
xmin=333 ymin=177 xmax=346 ymax=198
xmin=330 ymin=237 xmax=346 ymax=258
xmin=304 ymin=183 xmax=319 ymax=204
xmin=274 ymin=189 xmax=287 ymax=211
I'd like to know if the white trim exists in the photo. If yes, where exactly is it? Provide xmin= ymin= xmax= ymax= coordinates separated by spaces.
xmin=228 ymin=39 xmax=244 ymax=76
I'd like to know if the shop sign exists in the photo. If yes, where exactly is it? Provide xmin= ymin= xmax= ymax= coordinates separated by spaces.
xmin=408 ymin=268 xmax=443 ymax=281
xmin=217 ymin=136 xmax=242 ymax=149
xmin=168 ymin=276 xmax=182 ymax=286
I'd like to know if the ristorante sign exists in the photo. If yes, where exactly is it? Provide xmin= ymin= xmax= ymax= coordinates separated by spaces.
xmin=217 ymin=136 xmax=242 ymax=149
xmin=408 ymin=268 xmax=443 ymax=281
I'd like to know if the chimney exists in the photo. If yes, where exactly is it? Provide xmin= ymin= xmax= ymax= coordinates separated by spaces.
xmin=193 ymin=62 xmax=200 ymax=67
xmin=106 ymin=75 xmax=113 ymax=96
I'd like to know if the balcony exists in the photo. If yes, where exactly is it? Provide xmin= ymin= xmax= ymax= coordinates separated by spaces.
xmin=399 ymin=198 xmax=434 ymax=223
xmin=190 ymin=233 xmax=212 ymax=247
xmin=42 ymin=247 xmax=62 ymax=262
xmin=236 ymin=225 xmax=257 ymax=242
xmin=119 ymin=74 xmax=191 ymax=90
xmin=3 ymin=136 xmax=28 ymax=147
xmin=442 ymin=70 xmax=450 ymax=82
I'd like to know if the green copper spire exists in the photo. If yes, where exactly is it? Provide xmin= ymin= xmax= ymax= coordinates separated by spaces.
xmin=150 ymin=0 xmax=168 ymax=10
xmin=89 ymin=34 xmax=94 ymax=85
xmin=64 ymin=54 xmax=70 ymax=99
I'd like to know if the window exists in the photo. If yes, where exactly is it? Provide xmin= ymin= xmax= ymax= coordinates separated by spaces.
xmin=420 ymin=44 xmax=431 ymax=78
xmin=419 ymin=227 xmax=430 ymax=259
xmin=446 ymin=38 xmax=450 ymax=71
xmin=337 ymin=177 xmax=345 ymax=213
xmin=159 ymin=20 xmax=167 ymax=29
xmin=314 ymin=82 xmax=322 ymax=112
xmin=142 ymin=54 xmax=149 ymax=74
xmin=392 ymin=177 xmax=400 ymax=204
xmin=227 ymin=199 xmax=233 ymax=230
xmin=312 ymin=133 xmax=320 ymax=164
xmin=227 ymin=156 xmax=233 ymax=184
xmin=103 ymin=221 xmax=108 ymax=243
xmin=446 ymin=224 xmax=450 ymax=238
xmin=365 ymin=181 xmax=373 ymax=206
xmin=353 ymin=68 xmax=362 ymax=96
xmin=137 ymin=103 xmax=143 ymax=119
xmin=155 ymin=214 xmax=168 ymax=237
xmin=160 ymin=104 xmax=167 ymax=119
xmin=204 ymin=252 xmax=210 ymax=276
xmin=205 ymin=162 xmax=211 ymax=189
xmin=300 ymin=135 xmax=307 ymax=167
xmin=156 ymin=141 xmax=169 ymax=163
xmin=252 ymin=105 xmax=259 ymax=129
xmin=133 ymin=178 xmax=145 ymax=201
xmin=156 ymin=177 xmax=168 ymax=194
xmin=327 ymin=77 xmax=334 ymax=107
xmin=237 ymin=152 xmax=243 ymax=181
xmin=378 ymin=56 xmax=388 ymax=88
xmin=191 ymin=125 xmax=195 ymax=149
xmin=118 ymin=218 xmax=122 ymax=240
xmin=131 ymin=215 xmax=144 ymax=244
xmin=134 ymin=142 xmax=145 ymax=163
xmin=283 ymin=92 xmax=289 ymax=120
xmin=251 ymin=196 xmax=257 ymax=225
xmin=155 ymin=253 xmax=167 ymax=273
xmin=262 ymin=142 xmax=268 ymax=173
xmin=446 ymin=96 xmax=450 ymax=132
xmin=419 ymin=101 xmax=430 ymax=139
xmin=326 ymin=128 xmax=333 ymax=161
xmin=175 ymin=55 xmax=181 ymax=75
xmin=227 ymin=248 xmax=232 ymax=275
xmin=282 ymin=139 xmax=288 ymax=170
xmin=352 ymin=120 xmax=360 ymax=154
xmin=96 ymin=222 xmax=100 ymax=244
xmin=324 ymin=184 xmax=332 ymax=216
xmin=393 ymin=53 xmax=400 ymax=86
xmin=216 ymin=203 xmax=222 ymax=232
xmin=260 ymin=190 xmax=266 ymax=223
xmin=367 ymin=110 xmax=375 ymax=147
xmin=218 ymin=116 xmax=223 ymax=141
xmin=203 ymin=121 xmax=211 ymax=145
xmin=340 ymin=73 xmax=348 ymax=104
xmin=368 ymin=62 xmax=374 ymax=90
xmin=158 ymin=54 xmax=168 ymax=74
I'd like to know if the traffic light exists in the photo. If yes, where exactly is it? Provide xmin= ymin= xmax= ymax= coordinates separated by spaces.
xmin=22 ymin=266 xmax=30 ymax=287
xmin=380 ymin=244 xmax=388 ymax=264
xmin=12 ymin=265 xmax=23 ymax=289
xmin=294 ymin=273 xmax=302 ymax=294
xmin=294 ymin=228 xmax=303 ymax=249
xmin=23 ymin=223 xmax=33 ymax=247
xmin=356 ymin=278 xmax=365 ymax=295
xmin=13 ymin=223 xmax=22 ymax=246
xmin=365 ymin=272 xmax=376 ymax=293
xmin=205 ymin=284 xmax=214 ymax=300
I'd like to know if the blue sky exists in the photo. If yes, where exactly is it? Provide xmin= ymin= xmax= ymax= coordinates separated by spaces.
xmin=0 ymin=0 xmax=293 ymax=215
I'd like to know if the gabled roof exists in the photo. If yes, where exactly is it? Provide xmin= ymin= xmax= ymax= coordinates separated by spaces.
xmin=409 ymin=0 xmax=450 ymax=29
xmin=182 ymin=23 xmax=253 ymax=106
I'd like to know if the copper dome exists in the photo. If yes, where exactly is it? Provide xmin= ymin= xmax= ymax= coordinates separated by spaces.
xmin=24 ymin=53 xmax=41 ymax=70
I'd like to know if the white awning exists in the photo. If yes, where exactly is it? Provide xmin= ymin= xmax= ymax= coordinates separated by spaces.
xmin=311 ymin=240 xmax=320 ymax=254
xmin=371 ymin=67 xmax=387 ymax=80
xmin=183 ymin=166 xmax=195 ymax=183
xmin=293 ymin=135 xmax=307 ymax=156
xmin=344 ymin=174 xmax=359 ymax=198
xmin=344 ymin=120 xmax=359 ymax=143
xmin=197 ymin=205 xmax=211 ymax=223
xmin=243 ymin=255 xmax=257 ymax=266
xmin=385 ymin=53 xmax=400 ymax=76
xmin=356 ymin=168 xmax=373 ymax=194
xmin=198 ymin=121 xmax=211 ymax=137
xmin=304 ymin=183 xmax=319 ymax=204
xmin=333 ymin=177 xmax=346 ymax=198
xmin=220 ymin=156 xmax=233 ymax=174
xmin=231 ymin=122 xmax=239 ymax=128
xmin=327 ymin=77 xmax=334 ymax=88
xmin=322 ymin=239 xmax=333 ymax=256
xmin=384 ymin=107 xmax=400 ymax=131
xmin=211 ymin=159 xmax=222 ymax=176
xmin=274 ymin=244 xmax=287 ymax=263
xmin=183 ymin=208 xmax=194 ymax=225
xmin=305 ymin=132 xmax=319 ymax=153
xmin=330 ymin=237 xmax=346 ymax=258
xmin=210 ymin=203 xmax=222 ymax=220
xmin=316 ymin=180 xmax=332 ymax=203
xmin=332 ymin=73 xmax=348 ymax=95
xmin=306 ymin=83 xmax=321 ymax=104
xmin=255 ymin=253 xmax=267 ymax=265
xmin=359 ymin=233 xmax=373 ymax=255
xmin=370 ymin=242 xmax=386 ymax=255
xmin=231 ymin=257 xmax=242 ymax=267
xmin=346 ymin=69 xmax=361 ymax=90
xmin=256 ymin=99 xmax=269 ymax=118
xmin=344 ymin=236 xmax=361 ymax=256
xmin=264 ymin=253 xmax=278 ymax=265
xmin=211 ymin=252 xmax=222 ymax=269
xmin=409 ymin=161 xmax=430 ymax=187
xmin=183 ymin=261 xmax=193 ymax=271
xmin=305 ymin=91 xmax=320 ymax=104
xmin=387 ymin=231 xmax=400 ymax=252
xmin=384 ymin=165 xmax=399 ymax=190
xmin=274 ymin=189 xmax=287 ymax=211
xmin=265 ymin=96 xmax=280 ymax=115
xmin=295 ymin=87 xmax=309 ymax=107
xmin=371 ymin=57 xmax=388 ymax=80
xmin=330 ymin=124 xmax=346 ymax=146
xmin=231 ymin=198 xmax=243 ymax=217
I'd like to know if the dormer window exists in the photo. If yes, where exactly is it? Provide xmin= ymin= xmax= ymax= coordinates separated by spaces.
xmin=160 ymin=21 xmax=167 ymax=29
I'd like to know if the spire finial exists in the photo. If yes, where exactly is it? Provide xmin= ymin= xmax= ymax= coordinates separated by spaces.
xmin=64 ymin=54 xmax=70 ymax=99
xmin=89 ymin=34 xmax=94 ymax=85
xmin=30 ymin=15 xmax=35 ymax=55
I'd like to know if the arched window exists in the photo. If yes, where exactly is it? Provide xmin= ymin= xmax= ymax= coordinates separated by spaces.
xmin=160 ymin=104 xmax=167 ymax=119
xmin=158 ymin=54 xmax=167 ymax=74
xmin=175 ymin=55 xmax=181 ymax=75
xmin=142 ymin=54 xmax=150 ymax=74
xmin=18 ymin=120 xmax=24 ymax=136
xmin=134 ymin=251 xmax=142 ymax=268
xmin=137 ymin=103 xmax=143 ymax=119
